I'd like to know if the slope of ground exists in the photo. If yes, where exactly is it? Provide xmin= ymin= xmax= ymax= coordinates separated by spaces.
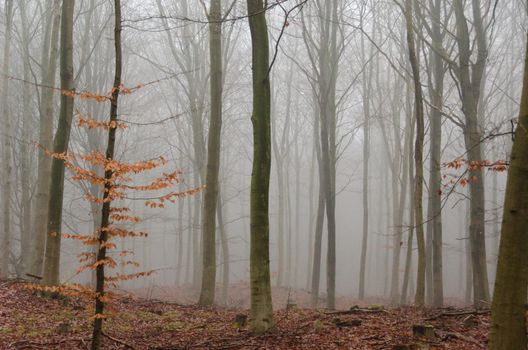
xmin=0 ymin=280 xmax=488 ymax=349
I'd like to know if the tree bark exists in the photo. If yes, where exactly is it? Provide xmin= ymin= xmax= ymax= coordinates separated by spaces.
xmin=489 ymin=32 xmax=528 ymax=350
xmin=18 ymin=0 xmax=33 ymax=275
xmin=404 ymin=0 xmax=426 ymax=306
xmin=31 ymin=0 xmax=61 ymax=278
xmin=310 ymin=100 xmax=325 ymax=307
xmin=217 ymin=191 xmax=229 ymax=305
xmin=42 ymin=0 xmax=76 ymax=286
xmin=358 ymin=14 xmax=372 ymax=299
xmin=452 ymin=0 xmax=490 ymax=307
xmin=199 ymin=0 xmax=223 ymax=306
xmin=429 ymin=6 xmax=444 ymax=307
xmin=91 ymin=0 xmax=122 ymax=347
xmin=247 ymin=0 xmax=273 ymax=333
xmin=0 ymin=0 xmax=14 ymax=279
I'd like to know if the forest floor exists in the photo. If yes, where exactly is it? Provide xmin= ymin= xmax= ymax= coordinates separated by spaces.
xmin=0 ymin=280 xmax=489 ymax=349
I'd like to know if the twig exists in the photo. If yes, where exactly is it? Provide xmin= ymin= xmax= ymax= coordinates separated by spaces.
xmin=102 ymin=331 xmax=137 ymax=350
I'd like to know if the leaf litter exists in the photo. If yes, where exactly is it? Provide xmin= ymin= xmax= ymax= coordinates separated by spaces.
xmin=0 ymin=280 xmax=488 ymax=349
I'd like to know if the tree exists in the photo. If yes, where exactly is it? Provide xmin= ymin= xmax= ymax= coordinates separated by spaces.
xmin=488 ymin=32 xmax=528 ymax=350
xmin=91 ymin=0 xmax=122 ymax=346
xmin=247 ymin=0 xmax=273 ymax=333
xmin=31 ymin=0 xmax=61 ymax=278
xmin=403 ymin=0 xmax=425 ymax=306
xmin=425 ymin=0 xmax=444 ymax=307
xmin=199 ymin=0 xmax=223 ymax=306
xmin=452 ymin=0 xmax=490 ymax=306
xmin=358 ymin=4 xmax=374 ymax=300
xmin=42 ymin=0 xmax=76 ymax=286
xmin=0 ymin=0 xmax=14 ymax=278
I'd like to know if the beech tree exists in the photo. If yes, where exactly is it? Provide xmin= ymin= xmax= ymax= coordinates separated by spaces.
xmin=247 ymin=0 xmax=273 ymax=333
xmin=403 ymin=0 xmax=425 ymax=306
xmin=31 ymin=0 xmax=61 ymax=278
xmin=199 ymin=0 xmax=223 ymax=306
xmin=488 ymin=32 xmax=528 ymax=350
xmin=0 ymin=0 xmax=14 ymax=279
xmin=42 ymin=0 xmax=76 ymax=286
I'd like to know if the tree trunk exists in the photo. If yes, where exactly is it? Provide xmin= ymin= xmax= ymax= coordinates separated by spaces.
xmin=0 ymin=0 xmax=14 ymax=279
xmin=306 ymin=139 xmax=316 ymax=291
xmin=488 ymin=32 xmax=528 ymax=350
xmin=310 ymin=102 xmax=325 ymax=307
xmin=401 ymin=157 xmax=415 ymax=305
xmin=18 ymin=0 xmax=33 ymax=275
xmin=91 ymin=0 xmax=121 ymax=348
xmin=42 ymin=0 xmax=76 ymax=286
xmin=358 ymin=17 xmax=372 ymax=299
xmin=199 ymin=0 xmax=223 ymax=306
xmin=401 ymin=97 xmax=416 ymax=305
xmin=429 ymin=25 xmax=444 ymax=309
xmin=404 ymin=0 xmax=426 ymax=306
xmin=247 ymin=0 xmax=273 ymax=333
xmin=453 ymin=0 xmax=490 ymax=307
xmin=217 ymin=191 xmax=229 ymax=305
xmin=176 ymin=195 xmax=184 ymax=285
xmin=31 ymin=0 xmax=61 ymax=278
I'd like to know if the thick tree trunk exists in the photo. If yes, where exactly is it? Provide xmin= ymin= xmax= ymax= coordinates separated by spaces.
xmin=488 ymin=33 xmax=528 ymax=350
xmin=199 ymin=0 xmax=223 ymax=306
xmin=319 ymin=0 xmax=339 ymax=310
xmin=31 ymin=0 xmax=61 ymax=278
xmin=247 ymin=0 xmax=273 ymax=333
xmin=453 ymin=0 xmax=490 ymax=306
xmin=42 ymin=0 xmax=76 ymax=286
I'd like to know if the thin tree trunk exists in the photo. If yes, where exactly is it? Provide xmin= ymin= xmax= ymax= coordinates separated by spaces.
xmin=19 ymin=0 xmax=33 ymax=275
xmin=430 ymin=27 xmax=444 ymax=309
xmin=294 ymin=134 xmax=301 ymax=289
xmin=0 ymin=0 xmax=14 ymax=279
xmin=310 ymin=103 xmax=325 ymax=307
xmin=404 ymin=0 xmax=426 ymax=306
xmin=217 ymin=190 xmax=229 ymax=305
xmin=358 ymin=16 xmax=372 ymax=299
xmin=185 ymin=195 xmax=192 ymax=284
xmin=401 ymin=97 xmax=416 ymax=305
xmin=91 ymin=0 xmax=121 ymax=347
xmin=306 ymin=142 xmax=316 ymax=291
xmin=176 ymin=196 xmax=184 ymax=285
xmin=192 ymin=176 xmax=201 ymax=288
xmin=401 ymin=163 xmax=415 ymax=305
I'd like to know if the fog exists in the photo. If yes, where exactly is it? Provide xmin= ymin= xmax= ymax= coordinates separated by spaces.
xmin=0 ymin=0 xmax=525 ymax=309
